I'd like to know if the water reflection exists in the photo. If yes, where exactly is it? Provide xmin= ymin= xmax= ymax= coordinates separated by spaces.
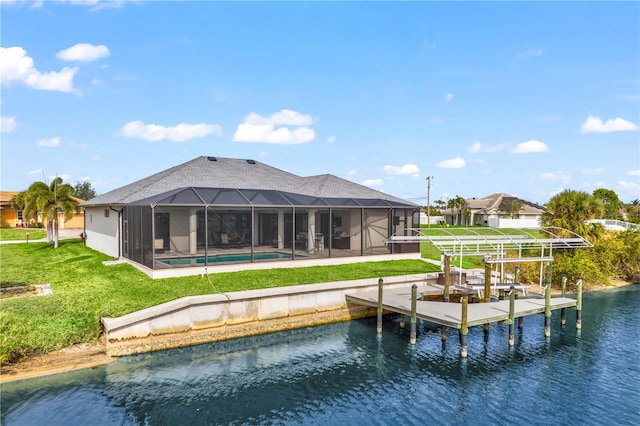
xmin=2 ymin=285 xmax=639 ymax=425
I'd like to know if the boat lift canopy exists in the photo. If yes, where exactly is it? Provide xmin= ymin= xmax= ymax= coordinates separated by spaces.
xmin=388 ymin=227 xmax=592 ymax=259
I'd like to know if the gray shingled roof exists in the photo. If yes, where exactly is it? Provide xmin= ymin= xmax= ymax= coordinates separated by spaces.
xmin=83 ymin=156 xmax=416 ymax=207
xmin=465 ymin=193 xmax=545 ymax=214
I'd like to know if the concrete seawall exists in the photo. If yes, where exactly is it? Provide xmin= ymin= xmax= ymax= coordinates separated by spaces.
xmin=102 ymin=273 xmax=439 ymax=356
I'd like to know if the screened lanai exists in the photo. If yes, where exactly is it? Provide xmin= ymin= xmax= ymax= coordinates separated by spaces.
xmin=123 ymin=187 xmax=418 ymax=270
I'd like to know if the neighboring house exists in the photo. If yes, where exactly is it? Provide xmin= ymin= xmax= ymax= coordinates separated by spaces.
xmin=0 ymin=191 xmax=22 ymax=227
xmin=81 ymin=156 xmax=419 ymax=271
xmin=0 ymin=191 xmax=84 ymax=228
xmin=442 ymin=193 xmax=545 ymax=228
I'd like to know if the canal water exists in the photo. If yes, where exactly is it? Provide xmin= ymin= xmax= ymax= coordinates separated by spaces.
xmin=2 ymin=285 xmax=639 ymax=425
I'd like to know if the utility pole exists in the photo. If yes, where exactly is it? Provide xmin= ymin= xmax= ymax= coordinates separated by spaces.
xmin=426 ymin=176 xmax=433 ymax=228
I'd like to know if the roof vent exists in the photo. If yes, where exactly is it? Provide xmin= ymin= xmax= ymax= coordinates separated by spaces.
xmin=207 ymin=156 xmax=218 ymax=161
xmin=246 ymin=159 xmax=256 ymax=164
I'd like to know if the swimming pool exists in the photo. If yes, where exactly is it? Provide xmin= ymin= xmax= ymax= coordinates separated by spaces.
xmin=159 ymin=252 xmax=297 ymax=266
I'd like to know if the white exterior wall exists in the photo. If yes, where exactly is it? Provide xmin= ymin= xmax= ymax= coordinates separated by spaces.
xmin=413 ymin=212 xmax=444 ymax=225
xmin=489 ymin=217 xmax=541 ymax=229
xmin=85 ymin=206 xmax=120 ymax=258
xmin=161 ymin=207 xmax=191 ymax=252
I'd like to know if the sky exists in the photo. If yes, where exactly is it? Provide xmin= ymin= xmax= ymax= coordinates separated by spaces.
xmin=1 ymin=1 xmax=639 ymax=206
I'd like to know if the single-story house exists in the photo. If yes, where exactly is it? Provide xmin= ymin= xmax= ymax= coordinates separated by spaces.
xmin=81 ymin=156 xmax=419 ymax=272
xmin=442 ymin=193 xmax=545 ymax=228
xmin=0 ymin=190 xmax=85 ymax=229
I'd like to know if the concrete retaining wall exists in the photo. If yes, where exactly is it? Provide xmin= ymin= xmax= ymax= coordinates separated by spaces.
xmin=102 ymin=273 xmax=438 ymax=356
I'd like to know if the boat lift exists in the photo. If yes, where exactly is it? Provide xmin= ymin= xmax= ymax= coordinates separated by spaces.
xmin=388 ymin=227 xmax=593 ymax=296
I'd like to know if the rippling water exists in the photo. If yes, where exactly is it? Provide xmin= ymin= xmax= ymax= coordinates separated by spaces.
xmin=2 ymin=285 xmax=639 ymax=425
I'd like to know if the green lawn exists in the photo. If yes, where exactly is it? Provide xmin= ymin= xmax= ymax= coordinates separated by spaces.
xmin=0 ymin=239 xmax=439 ymax=363
xmin=0 ymin=228 xmax=47 ymax=241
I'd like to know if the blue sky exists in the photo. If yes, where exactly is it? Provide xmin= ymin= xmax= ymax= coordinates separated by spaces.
xmin=1 ymin=1 xmax=639 ymax=205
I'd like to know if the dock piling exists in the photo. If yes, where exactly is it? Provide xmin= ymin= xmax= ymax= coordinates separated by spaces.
xmin=377 ymin=278 xmax=383 ymax=334
xmin=544 ymin=262 xmax=551 ymax=338
xmin=460 ymin=295 xmax=469 ymax=357
xmin=444 ymin=255 xmax=450 ymax=302
xmin=561 ymin=274 xmax=567 ymax=326
xmin=576 ymin=276 xmax=583 ymax=330
xmin=441 ymin=325 xmax=447 ymax=341
xmin=399 ymin=315 xmax=405 ymax=328
xmin=410 ymin=284 xmax=417 ymax=345
xmin=484 ymin=262 xmax=492 ymax=303
xmin=515 ymin=292 xmax=523 ymax=329
xmin=508 ymin=286 xmax=515 ymax=346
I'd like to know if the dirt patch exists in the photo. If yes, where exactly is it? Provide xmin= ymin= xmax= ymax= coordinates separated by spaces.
xmin=0 ymin=340 xmax=114 ymax=384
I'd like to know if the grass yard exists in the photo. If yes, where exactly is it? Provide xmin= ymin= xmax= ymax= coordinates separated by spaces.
xmin=0 ymin=228 xmax=47 ymax=241
xmin=0 ymin=239 xmax=439 ymax=363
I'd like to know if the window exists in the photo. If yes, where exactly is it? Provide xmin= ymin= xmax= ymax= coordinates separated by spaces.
xmin=105 ymin=209 xmax=110 ymax=218
xmin=17 ymin=210 xmax=23 ymax=221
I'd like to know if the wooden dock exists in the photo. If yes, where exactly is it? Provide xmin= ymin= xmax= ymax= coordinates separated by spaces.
xmin=346 ymin=285 xmax=576 ymax=328
xmin=346 ymin=281 xmax=581 ymax=357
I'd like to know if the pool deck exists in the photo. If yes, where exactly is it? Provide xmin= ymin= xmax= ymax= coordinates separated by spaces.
xmin=346 ymin=284 xmax=577 ymax=328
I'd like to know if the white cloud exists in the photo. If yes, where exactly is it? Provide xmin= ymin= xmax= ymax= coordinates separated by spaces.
xmin=27 ymin=169 xmax=43 ymax=176
xmin=1 ymin=116 xmax=16 ymax=133
xmin=518 ymin=49 xmax=544 ymax=58
xmin=510 ymin=139 xmax=549 ymax=154
xmin=37 ymin=137 xmax=60 ymax=147
xmin=120 ymin=120 xmax=222 ymax=142
xmin=626 ymin=170 xmax=640 ymax=176
xmin=384 ymin=164 xmax=420 ymax=177
xmin=617 ymin=180 xmax=639 ymax=190
xmin=467 ymin=141 xmax=508 ymax=153
xmin=467 ymin=141 xmax=482 ymax=153
xmin=56 ymin=0 xmax=134 ymax=12
xmin=327 ymin=135 xmax=336 ymax=143
xmin=614 ymin=94 xmax=639 ymax=102
xmin=581 ymin=168 xmax=604 ymax=175
xmin=0 ymin=46 xmax=77 ymax=92
xmin=444 ymin=93 xmax=454 ymax=102
xmin=57 ymin=43 xmax=110 ymax=62
xmin=362 ymin=179 xmax=383 ymax=187
xmin=0 ymin=0 xmax=43 ymax=8
xmin=346 ymin=170 xmax=357 ymax=177
xmin=580 ymin=115 xmax=638 ymax=133
xmin=436 ymin=157 xmax=466 ymax=169
xmin=232 ymin=109 xmax=316 ymax=144
xmin=540 ymin=171 xmax=571 ymax=183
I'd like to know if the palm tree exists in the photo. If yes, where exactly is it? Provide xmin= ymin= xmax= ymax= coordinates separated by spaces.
xmin=447 ymin=195 xmax=466 ymax=225
xmin=500 ymin=198 xmax=524 ymax=219
xmin=434 ymin=199 xmax=447 ymax=212
xmin=8 ymin=192 xmax=27 ymax=226
xmin=23 ymin=178 xmax=78 ymax=248
xmin=542 ymin=189 xmax=604 ymax=242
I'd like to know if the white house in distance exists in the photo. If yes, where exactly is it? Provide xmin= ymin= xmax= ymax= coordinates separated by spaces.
xmin=82 ymin=156 xmax=419 ymax=273
xmin=442 ymin=193 xmax=545 ymax=228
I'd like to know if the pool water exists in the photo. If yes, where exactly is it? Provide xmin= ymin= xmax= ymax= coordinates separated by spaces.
xmin=159 ymin=251 xmax=296 ymax=266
